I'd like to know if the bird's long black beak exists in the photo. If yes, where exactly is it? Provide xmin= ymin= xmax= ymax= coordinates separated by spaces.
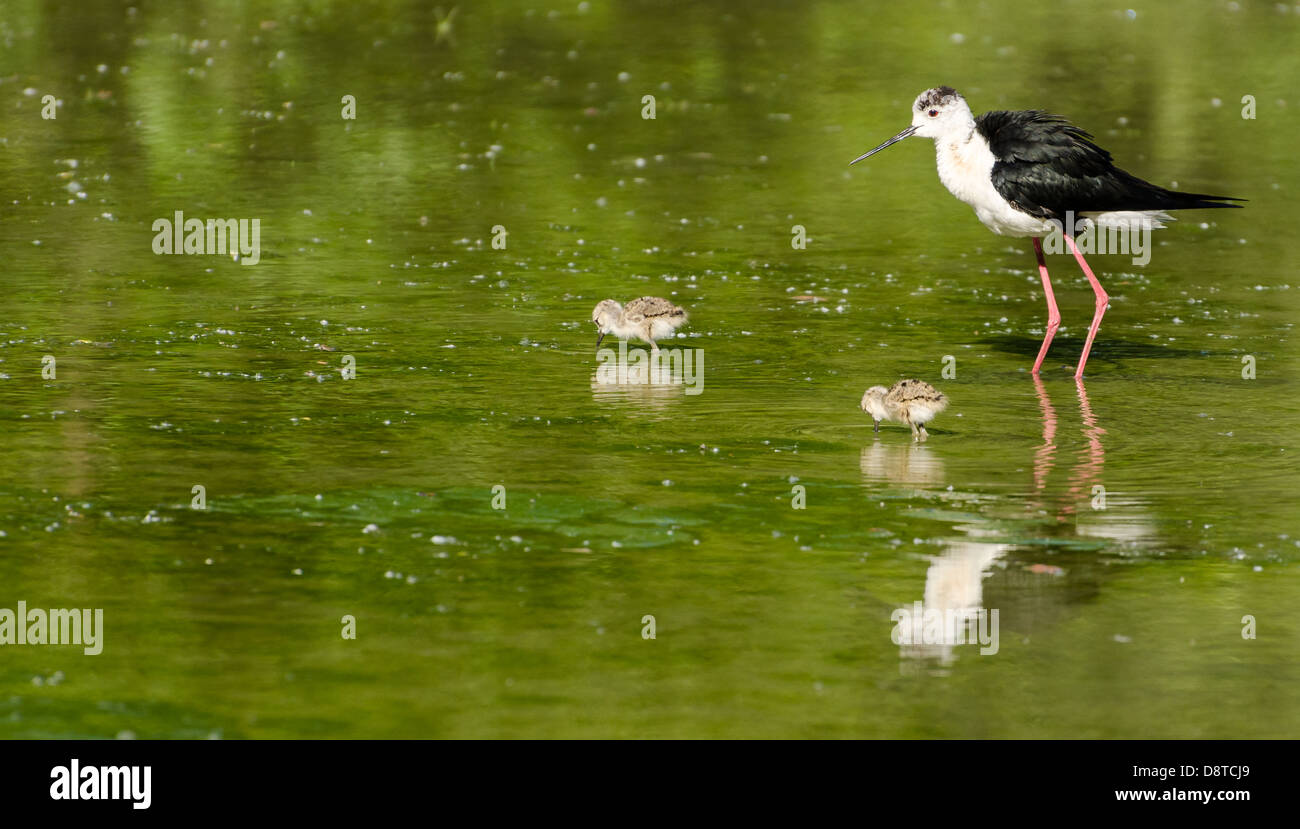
xmin=850 ymin=125 xmax=917 ymax=165
xmin=596 ymin=331 xmax=606 ymax=349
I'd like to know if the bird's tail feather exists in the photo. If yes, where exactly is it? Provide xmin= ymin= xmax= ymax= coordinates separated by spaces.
xmin=1161 ymin=190 xmax=1245 ymax=210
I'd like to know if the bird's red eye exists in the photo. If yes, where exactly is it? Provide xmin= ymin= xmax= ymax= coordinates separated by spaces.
xmin=928 ymin=109 xmax=938 ymax=117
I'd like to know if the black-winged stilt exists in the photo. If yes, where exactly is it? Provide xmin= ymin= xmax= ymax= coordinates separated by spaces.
xmin=851 ymin=86 xmax=1243 ymax=378
xmin=860 ymin=378 xmax=949 ymax=441
xmin=592 ymin=296 xmax=689 ymax=353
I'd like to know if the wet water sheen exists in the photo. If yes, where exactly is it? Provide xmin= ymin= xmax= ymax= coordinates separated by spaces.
xmin=1 ymin=1 xmax=1298 ymax=738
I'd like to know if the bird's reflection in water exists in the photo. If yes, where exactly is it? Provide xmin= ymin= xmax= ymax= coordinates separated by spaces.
xmin=895 ymin=535 xmax=1009 ymax=670
xmin=1073 ymin=381 xmax=1154 ymax=545
xmin=1044 ymin=379 xmax=1155 ymax=545
xmin=589 ymin=363 xmax=690 ymax=411
xmin=1033 ymin=376 xmax=1159 ymax=548
xmin=859 ymin=441 xmax=946 ymax=488
xmin=1032 ymin=376 xmax=1107 ymax=521
xmin=889 ymin=378 xmax=1161 ymax=672
xmin=1033 ymin=375 xmax=1059 ymax=492
xmin=859 ymin=438 xmax=1002 ymax=669
xmin=1069 ymin=377 xmax=1106 ymax=504
xmin=1029 ymin=376 xmax=1157 ymax=545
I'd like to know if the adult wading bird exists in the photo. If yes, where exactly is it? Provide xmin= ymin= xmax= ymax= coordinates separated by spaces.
xmin=851 ymin=87 xmax=1242 ymax=378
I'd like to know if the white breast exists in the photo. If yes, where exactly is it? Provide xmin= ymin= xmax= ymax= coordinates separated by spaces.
xmin=934 ymin=132 xmax=1054 ymax=238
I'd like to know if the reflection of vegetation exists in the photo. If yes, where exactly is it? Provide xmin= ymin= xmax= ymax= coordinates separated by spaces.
xmin=4 ymin=1 xmax=1294 ymax=262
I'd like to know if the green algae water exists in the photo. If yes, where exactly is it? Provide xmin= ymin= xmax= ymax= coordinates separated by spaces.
xmin=1 ymin=0 xmax=1298 ymax=739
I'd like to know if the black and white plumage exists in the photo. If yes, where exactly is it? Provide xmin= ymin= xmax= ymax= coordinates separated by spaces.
xmin=852 ymin=86 xmax=1241 ymax=237
xmin=850 ymin=86 xmax=1243 ymax=378
xmin=977 ymin=108 xmax=1242 ymax=226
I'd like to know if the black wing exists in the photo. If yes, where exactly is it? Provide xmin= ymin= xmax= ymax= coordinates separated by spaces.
xmin=976 ymin=109 xmax=1243 ymax=218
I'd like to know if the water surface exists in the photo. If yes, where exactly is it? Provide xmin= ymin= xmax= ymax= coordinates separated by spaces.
xmin=1 ymin=0 xmax=1297 ymax=738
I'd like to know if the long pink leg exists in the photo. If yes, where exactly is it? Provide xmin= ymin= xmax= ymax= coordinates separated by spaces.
xmin=1030 ymin=237 xmax=1060 ymax=374
xmin=1063 ymin=233 xmax=1109 ymax=378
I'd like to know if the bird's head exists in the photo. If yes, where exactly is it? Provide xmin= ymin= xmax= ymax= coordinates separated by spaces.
xmin=860 ymin=386 xmax=890 ymax=421
xmin=908 ymin=86 xmax=972 ymax=138
xmin=850 ymin=86 xmax=973 ymax=164
xmin=592 ymin=299 xmax=622 ymax=347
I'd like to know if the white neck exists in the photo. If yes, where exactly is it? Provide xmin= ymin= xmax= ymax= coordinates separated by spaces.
xmin=933 ymin=126 xmax=993 ymax=207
